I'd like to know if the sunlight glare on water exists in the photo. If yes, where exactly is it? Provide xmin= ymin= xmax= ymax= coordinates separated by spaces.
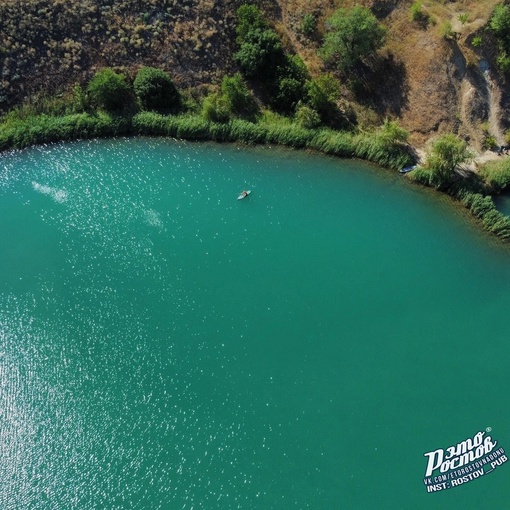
xmin=0 ymin=138 xmax=509 ymax=509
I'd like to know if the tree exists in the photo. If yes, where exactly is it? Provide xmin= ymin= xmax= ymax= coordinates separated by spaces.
xmin=268 ymin=55 xmax=309 ymax=113
xmin=87 ymin=68 xmax=131 ymax=112
xmin=234 ymin=28 xmax=286 ymax=79
xmin=307 ymin=74 xmax=340 ymax=115
xmin=133 ymin=67 xmax=180 ymax=112
xmin=320 ymin=6 xmax=386 ymax=72
xmin=426 ymin=133 xmax=474 ymax=187
xmin=271 ymin=77 xmax=306 ymax=113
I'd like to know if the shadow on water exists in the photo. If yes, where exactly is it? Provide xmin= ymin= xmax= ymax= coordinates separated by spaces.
xmin=494 ymin=194 xmax=510 ymax=218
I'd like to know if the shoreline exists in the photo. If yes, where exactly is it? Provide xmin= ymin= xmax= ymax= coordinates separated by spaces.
xmin=1 ymin=110 xmax=510 ymax=242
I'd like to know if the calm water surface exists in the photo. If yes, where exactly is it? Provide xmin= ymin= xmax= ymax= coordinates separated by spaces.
xmin=0 ymin=138 xmax=509 ymax=509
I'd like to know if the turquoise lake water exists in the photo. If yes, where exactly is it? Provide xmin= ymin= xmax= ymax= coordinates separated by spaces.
xmin=0 ymin=138 xmax=509 ymax=509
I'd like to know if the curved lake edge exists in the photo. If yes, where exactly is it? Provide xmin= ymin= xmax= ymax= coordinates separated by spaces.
xmin=2 ymin=109 xmax=510 ymax=244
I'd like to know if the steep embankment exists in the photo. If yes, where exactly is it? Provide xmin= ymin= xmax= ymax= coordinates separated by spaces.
xmin=0 ymin=0 xmax=508 ymax=149
xmin=0 ymin=0 xmax=239 ymax=106
xmin=278 ymin=0 xmax=507 ymax=149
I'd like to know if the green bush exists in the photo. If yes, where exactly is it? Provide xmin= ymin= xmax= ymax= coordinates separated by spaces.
xmin=301 ymin=13 xmax=316 ymax=37
xmin=458 ymin=13 xmax=469 ymax=25
xmin=376 ymin=118 xmax=409 ymax=146
xmin=295 ymin=103 xmax=321 ymax=129
xmin=471 ymin=36 xmax=483 ymax=48
xmin=306 ymin=73 xmax=343 ymax=127
xmin=490 ymin=5 xmax=510 ymax=72
xmin=490 ymin=4 xmax=510 ymax=47
xmin=72 ymin=84 xmax=89 ymax=113
xmin=133 ymin=67 xmax=180 ymax=112
xmin=497 ymin=51 xmax=510 ymax=73
xmin=87 ymin=68 xmax=132 ymax=112
xmin=440 ymin=21 xmax=454 ymax=40
xmin=236 ymin=4 xmax=267 ymax=42
xmin=410 ymin=2 xmax=429 ymax=24
xmin=479 ymin=159 xmax=510 ymax=193
xmin=221 ymin=73 xmax=257 ymax=118
xmin=483 ymin=135 xmax=498 ymax=150
xmin=271 ymin=77 xmax=305 ymax=113
xmin=201 ymin=92 xmax=230 ymax=123
xmin=425 ymin=133 xmax=473 ymax=188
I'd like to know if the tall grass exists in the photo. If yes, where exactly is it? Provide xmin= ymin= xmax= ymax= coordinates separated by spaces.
xmin=133 ymin=112 xmax=412 ymax=169
xmin=479 ymin=158 xmax=510 ymax=193
xmin=0 ymin=112 xmax=130 ymax=150
xmin=456 ymin=190 xmax=510 ymax=239
xmin=354 ymin=135 xmax=414 ymax=170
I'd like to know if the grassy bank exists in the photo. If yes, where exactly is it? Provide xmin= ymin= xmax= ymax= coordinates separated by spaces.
xmin=0 ymin=111 xmax=131 ymax=151
xmin=408 ymin=164 xmax=510 ymax=241
xmin=132 ymin=111 xmax=414 ymax=170
xmin=0 ymin=109 xmax=414 ymax=172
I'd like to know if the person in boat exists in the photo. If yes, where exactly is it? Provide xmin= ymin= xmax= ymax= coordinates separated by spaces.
xmin=241 ymin=190 xmax=248 ymax=197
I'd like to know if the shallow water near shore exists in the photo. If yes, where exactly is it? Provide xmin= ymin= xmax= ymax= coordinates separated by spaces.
xmin=0 ymin=137 xmax=509 ymax=509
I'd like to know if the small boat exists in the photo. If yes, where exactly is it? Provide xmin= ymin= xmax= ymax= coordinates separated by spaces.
xmin=400 ymin=165 xmax=417 ymax=174
xmin=237 ymin=190 xmax=251 ymax=200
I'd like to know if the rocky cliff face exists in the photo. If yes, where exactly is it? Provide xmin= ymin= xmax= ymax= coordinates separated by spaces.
xmin=0 ymin=0 xmax=507 ymax=149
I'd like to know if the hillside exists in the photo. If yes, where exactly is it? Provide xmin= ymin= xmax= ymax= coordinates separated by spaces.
xmin=0 ymin=0 xmax=508 ymax=148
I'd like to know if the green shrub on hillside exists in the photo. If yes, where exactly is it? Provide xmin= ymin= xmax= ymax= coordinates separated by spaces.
xmin=471 ymin=36 xmax=483 ymax=48
xmin=201 ymin=92 xmax=230 ymax=123
xmin=458 ymin=13 xmax=469 ymax=25
xmin=270 ymin=77 xmax=306 ymax=113
xmin=301 ymin=14 xmax=316 ymax=37
xmin=306 ymin=73 xmax=344 ymax=127
xmin=377 ymin=118 xmax=409 ymax=146
xmin=267 ymin=54 xmax=309 ymax=113
xmin=87 ymin=69 xmax=132 ymax=112
xmin=234 ymin=6 xmax=308 ymax=116
xmin=236 ymin=4 xmax=268 ymax=42
xmin=295 ymin=103 xmax=321 ymax=129
xmin=440 ymin=21 xmax=454 ymax=40
xmin=133 ymin=67 xmax=180 ymax=112
xmin=410 ymin=2 xmax=429 ymax=24
xmin=490 ymin=5 xmax=510 ymax=72
xmin=320 ymin=6 xmax=386 ymax=72
xmin=497 ymin=51 xmax=510 ymax=73
xmin=221 ymin=73 xmax=258 ymax=118
xmin=490 ymin=4 xmax=510 ymax=46
xmin=234 ymin=28 xmax=286 ymax=79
